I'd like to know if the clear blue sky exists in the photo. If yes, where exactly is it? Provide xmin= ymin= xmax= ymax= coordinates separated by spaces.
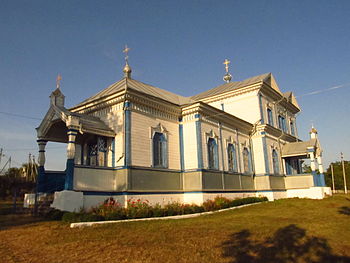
xmin=0 ymin=0 xmax=349 ymax=170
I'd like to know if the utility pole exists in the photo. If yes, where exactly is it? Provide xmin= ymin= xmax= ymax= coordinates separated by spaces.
xmin=0 ymin=148 xmax=3 ymax=167
xmin=331 ymin=164 xmax=335 ymax=193
xmin=341 ymin=152 xmax=348 ymax=194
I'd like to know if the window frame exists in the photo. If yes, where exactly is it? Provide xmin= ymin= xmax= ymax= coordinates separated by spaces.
xmin=207 ymin=137 xmax=219 ymax=170
xmin=227 ymin=143 xmax=238 ymax=172
xmin=272 ymin=149 xmax=280 ymax=175
xmin=152 ymin=132 xmax=168 ymax=168
xmin=242 ymin=147 xmax=252 ymax=174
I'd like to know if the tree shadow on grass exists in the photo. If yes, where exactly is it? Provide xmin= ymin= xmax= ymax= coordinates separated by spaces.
xmin=221 ymin=224 xmax=350 ymax=263
xmin=339 ymin=206 xmax=350 ymax=216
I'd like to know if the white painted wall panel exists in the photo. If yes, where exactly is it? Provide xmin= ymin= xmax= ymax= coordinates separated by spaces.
xmin=131 ymin=111 xmax=180 ymax=169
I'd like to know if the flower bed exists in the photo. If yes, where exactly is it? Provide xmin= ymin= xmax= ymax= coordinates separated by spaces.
xmin=58 ymin=196 xmax=268 ymax=223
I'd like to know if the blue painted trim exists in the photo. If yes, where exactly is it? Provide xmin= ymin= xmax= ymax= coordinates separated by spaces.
xmin=112 ymin=138 xmax=115 ymax=168
xmin=307 ymin=148 xmax=314 ymax=152
xmin=262 ymin=136 xmax=270 ymax=174
xmin=194 ymin=113 xmax=200 ymax=119
xmin=125 ymin=106 xmax=131 ymax=166
xmin=179 ymin=124 xmax=185 ymax=171
xmin=64 ymin=159 xmax=74 ymax=190
xmin=39 ymin=150 xmax=45 ymax=153
xmin=319 ymin=173 xmax=326 ymax=187
xmin=195 ymin=119 xmax=203 ymax=169
xmin=236 ymin=131 xmax=242 ymax=173
xmin=37 ymin=166 xmax=46 ymax=192
xmin=67 ymin=128 xmax=79 ymax=132
xmin=312 ymin=171 xmax=318 ymax=186
xmin=258 ymin=94 xmax=264 ymax=124
xmin=37 ymin=139 xmax=47 ymax=143
xmin=68 ymin=141 xmax=76 ymax=143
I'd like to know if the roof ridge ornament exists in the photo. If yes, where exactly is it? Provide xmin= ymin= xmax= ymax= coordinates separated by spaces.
xmin=223 ymin=59 xmax=232 ymax=83
xmin=123 ymin=45 xmax=132 ymax=78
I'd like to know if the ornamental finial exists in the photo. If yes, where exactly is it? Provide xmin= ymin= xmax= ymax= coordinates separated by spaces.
xmin=122 ymin=45 xmax=132 ymax=78
xmin=223 ymin=59 xmax=232 ymax=83
xmin=56 ymin=74 xmax=62 ymax=89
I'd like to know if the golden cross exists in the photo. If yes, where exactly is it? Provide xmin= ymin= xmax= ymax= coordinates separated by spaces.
xmin=123 ymin=45 xmax=130 ymax=61
xmin=223 ymin=59 xmax=230 ymax=73
xmin=56 ymin=74 xmax=62 ymax=89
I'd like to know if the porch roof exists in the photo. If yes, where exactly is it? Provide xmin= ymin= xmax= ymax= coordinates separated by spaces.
xmin=57 ymin=106 xmax=116 ymax=137
xmin=282 ymin=138 xmax=319 ymax=157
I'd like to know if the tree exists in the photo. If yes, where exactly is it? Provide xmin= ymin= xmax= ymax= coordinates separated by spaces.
xmin=325 ymin=161 xmax=350 ymax=190
xmin=0 ymin=167 xmax=35 ymax=200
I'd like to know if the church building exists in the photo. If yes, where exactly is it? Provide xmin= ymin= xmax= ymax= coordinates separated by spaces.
xmin=36 ymin=49 xmax=331 ymax=212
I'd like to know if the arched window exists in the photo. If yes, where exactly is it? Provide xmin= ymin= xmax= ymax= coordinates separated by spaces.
xmin=272 ymin=149 xmax=279 ymax=175
xmin=153 ymin=132 xmax=167 ymax=168
xmin=207 ymin=138 xmax=218 ymax=169
xmin=227 ymin=143 xmax=237 ymax=172
xmin=243 ymin=147 xmax=252 ymax=173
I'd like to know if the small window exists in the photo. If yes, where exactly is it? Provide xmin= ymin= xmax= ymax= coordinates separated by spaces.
xmin=208 ymin=138 xmax=218 ymax=170
xmin=267 ymin=108 xmax=274 ymax=126
xmin=278 ymin=115 xmax=287 ymax=132
xmin=290 ymin=121 xmax=295 ymax=135
xmin=227 ymin=143 xmax=237 ymax=172
xmin=272 ymin=149 xmax=279 ymax=175
xmin=153 ymin=132 xmax=167 ymax=168
xmin=243 ymin=147 xmax=252 ymax=173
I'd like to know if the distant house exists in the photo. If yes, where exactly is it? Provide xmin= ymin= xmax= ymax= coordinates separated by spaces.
xmin=36 ymin=56 xmax=330 ymax=212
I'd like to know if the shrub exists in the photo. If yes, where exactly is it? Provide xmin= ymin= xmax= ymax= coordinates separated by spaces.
xmin=151 ymin=203 xmax=164 ymax=217
xmin=44 ymin=208 xmax=65 ymax=220
xmin=61 ymin=196 xmax=268 ymax=223
xmin=126 ymin=199 xmax=152 ymax=219
xmin=62 ymin=212 xmax=104 ymax=223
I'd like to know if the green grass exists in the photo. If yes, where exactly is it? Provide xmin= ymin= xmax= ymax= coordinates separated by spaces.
xmin=0 ymin=195 xmax=349 ymax=263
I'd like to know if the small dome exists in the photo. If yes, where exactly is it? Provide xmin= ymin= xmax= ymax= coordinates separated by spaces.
xmin=123 ymin=63 xmax=131 ymax=73
xmin=310 ymin=126 xmax=318 ymax=134
xmin=223 ymin=73 xmax=232 ymax=83
xmin=123 ymin=62 xmax=132 ymax=78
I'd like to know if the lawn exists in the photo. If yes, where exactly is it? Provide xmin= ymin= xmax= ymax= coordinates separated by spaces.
xmin=0 ymin=195 xmax=349 ymax=263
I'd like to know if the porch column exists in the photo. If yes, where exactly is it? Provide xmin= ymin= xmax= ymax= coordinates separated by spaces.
xmin=308 ymin=147 xmax=318 ymax=186
xmin=317 ymin=155 xmax=326 ymax=186
xmin=65 ymin=128 xmax=78 ymax=190
xmin=37 ymin=139 xmax=47 ymax=192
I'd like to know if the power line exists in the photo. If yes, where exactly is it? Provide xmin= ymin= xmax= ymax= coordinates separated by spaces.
xmin=3 ymin=146 xmax=65 ymax=152
xmin=0 ymin=111 xmax=41 ymax=120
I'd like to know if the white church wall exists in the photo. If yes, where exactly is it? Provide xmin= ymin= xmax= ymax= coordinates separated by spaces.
xmin=183 ymin=120 xmax=198 ymax=169
xmin=131 ymin=111 xmax=180 ymax=169
xmin=208 ymin=90 xmax=261 ymax=124
xmin=251 ymin=136 xmax=267 ymax=175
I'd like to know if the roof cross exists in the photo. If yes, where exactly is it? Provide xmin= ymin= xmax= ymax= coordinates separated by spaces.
xmin=223 ymin=59 xmax=230 ymax=73
xmin=123 ymin=45 xmax=130 ymax=62
xmin=56 ymin=74 xmax=62 ymax=89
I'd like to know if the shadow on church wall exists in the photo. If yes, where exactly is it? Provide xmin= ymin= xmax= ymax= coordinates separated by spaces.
xmin=221 ymin=224 xmax=350 ymax=263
